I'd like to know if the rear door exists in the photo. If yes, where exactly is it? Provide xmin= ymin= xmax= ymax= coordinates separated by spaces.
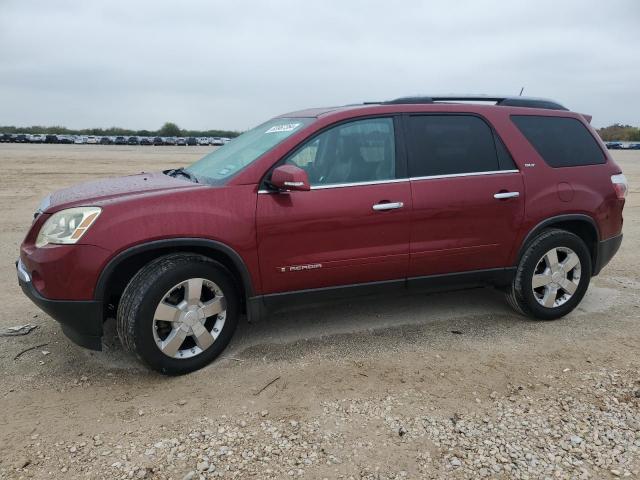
xmin=405 ymin=114 xmax=524 ymax=277
xmin=257 ymin=117 xmax=411 ymax=295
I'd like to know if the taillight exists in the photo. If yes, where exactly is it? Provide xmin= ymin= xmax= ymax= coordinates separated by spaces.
xmin=611 ymin=173 xmax=628 ymax=199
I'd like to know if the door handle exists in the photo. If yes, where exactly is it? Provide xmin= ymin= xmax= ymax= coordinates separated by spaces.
xmin=494 ymin=191 xmax=520 ymax=200
xmin=372 ymin=201 xmax=404 ymax=211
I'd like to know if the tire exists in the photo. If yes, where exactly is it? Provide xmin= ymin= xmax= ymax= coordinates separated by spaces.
xmin=506 ymin=228 xmax=592 ymax=320
xmin=117 ymin=253 xmax=239 ymax=374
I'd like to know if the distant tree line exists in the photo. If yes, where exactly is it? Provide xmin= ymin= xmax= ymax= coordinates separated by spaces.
xmin=597 ymin=124 xmax=640 ymax=142
xmin=0 ymin=121 xmax=240 ymax=138
xmin=3 ymin=120 xmax=638 ymax=142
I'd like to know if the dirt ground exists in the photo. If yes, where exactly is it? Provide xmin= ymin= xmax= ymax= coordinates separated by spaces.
xmin=0 ymin=144 xmax=638 ymax=480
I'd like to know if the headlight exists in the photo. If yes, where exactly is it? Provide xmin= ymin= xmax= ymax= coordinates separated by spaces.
xmin=35 ymin=207 xmax=102 ymax=247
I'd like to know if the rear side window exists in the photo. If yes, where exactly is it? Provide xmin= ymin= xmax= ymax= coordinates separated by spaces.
xmin=511 ymin=115 xmax=605 ymax=167
xmin=405 ymin=115 xmax=501 ymax=177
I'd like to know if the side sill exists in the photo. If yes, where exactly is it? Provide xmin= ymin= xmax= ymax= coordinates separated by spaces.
xmin=263 ymin=278 xmax=406 ymax=310
xmin=408 ymin=267 xmax=515 ymax=291
xmin=249 ymin=267 xmax=516 ymax=318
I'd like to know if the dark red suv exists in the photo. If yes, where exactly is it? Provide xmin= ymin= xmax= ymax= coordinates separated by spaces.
xmin=17 ymin=95 xmax=626 ymax=374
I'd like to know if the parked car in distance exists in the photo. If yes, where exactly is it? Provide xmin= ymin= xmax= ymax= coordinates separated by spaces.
xmin=127 ymin=136 xmax=140 ymax=145
xmin=114 ymin=136 xmax=127 ymax=145
xmin=74 ymin=136 xmax=86 ymax=144
xmin=211 ymin=137 xmax=224 ymax=146
xmin=86 ymin=136 xmax=98 ymax=144
xmin=58 ymin=135 xmax=74 ymax=144
xmin=16 ymin=95 xmax=626 ymax=375
xmin=15 ymin=134 xmax=28 ymax=143
xmin=153 ymin=136 xmax=164 ymax=146
xmin=221 ymin=137 xmax=231 ymax=144
xmin=140 ymin=137 xmax=153 ymax=146
xmin=628 ymin=143 xmax=640 ymax=150
xmin=197 ymin=137 xmax=210 ymax=146
xmin=605 ymin=142 xmax=624 ymax=149
xmin=176 ymin=137 xmax=187 ymax=146
xmin=44 ymin=134 xmax=59 ymax=144
xmin=164 ymin=137 xmax=177 ymax=146
xmin=100 ymin=136 xmax=113 ymax=145
xmin=1 ymin=133 xmax=14 ymax=142
xmin=186 ymin=137 xmax=197 ymax=146
xmin=29 ymin=134 xmax=46 ymax=143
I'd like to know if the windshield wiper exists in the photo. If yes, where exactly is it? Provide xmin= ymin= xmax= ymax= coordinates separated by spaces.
xmin=167 ymin=167 xmax=199 ymax=183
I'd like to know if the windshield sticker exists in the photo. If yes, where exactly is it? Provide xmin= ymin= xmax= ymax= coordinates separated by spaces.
xmin=265 ymin=123 xmax=301 ymax=134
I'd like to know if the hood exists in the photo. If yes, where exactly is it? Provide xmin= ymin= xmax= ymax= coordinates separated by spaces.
xmin=39 ymin=172 xmax=204 ymax=213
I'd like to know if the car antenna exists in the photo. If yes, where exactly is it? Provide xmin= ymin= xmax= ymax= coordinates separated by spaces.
xmin=519 ymin=87 xmax=525 ymax=96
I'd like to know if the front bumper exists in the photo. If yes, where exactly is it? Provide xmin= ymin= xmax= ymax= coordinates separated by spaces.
xmin=593 ymin=233 xmax=623 ymax=276
xmin=17 ymin=259 xmax=104 ymax=350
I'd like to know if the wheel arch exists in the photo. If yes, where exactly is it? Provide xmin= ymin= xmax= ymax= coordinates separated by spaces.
xmin=516 ymin=214 xmax=600 ymax=272
xmin=95 ymin=238 xmax=255 ymax=316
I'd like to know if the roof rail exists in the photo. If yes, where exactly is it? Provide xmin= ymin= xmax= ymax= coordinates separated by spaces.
xmin=382 ymin=95 xmax=568 ymax=111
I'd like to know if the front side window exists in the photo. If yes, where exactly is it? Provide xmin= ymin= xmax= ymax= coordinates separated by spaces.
xmin=406 ymin=115 xmax=501 ymax=177
xmin=186 ymin=117 xmax=314 ymax=184
xmin=285 ymin=117 xmax=396 ymax=186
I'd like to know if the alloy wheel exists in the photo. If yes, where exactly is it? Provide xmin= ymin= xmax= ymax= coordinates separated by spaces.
xmin=152 ymin=278 xmax=226 ymax=359
xmin=531 ymin=247 xmax=581 ymax=308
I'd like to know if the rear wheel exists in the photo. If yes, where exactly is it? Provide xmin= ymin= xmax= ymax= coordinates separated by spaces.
xmin=117 ymin=253 xmax=239 ymax=374
xmin=506 ymin=229 xmax=591 ymax=320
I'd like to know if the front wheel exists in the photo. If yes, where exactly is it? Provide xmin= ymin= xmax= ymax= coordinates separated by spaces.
xmin=506 ymin=229 xmax=592 ymax=320
xmin=117 ymin=253 xmax=239 ymax=374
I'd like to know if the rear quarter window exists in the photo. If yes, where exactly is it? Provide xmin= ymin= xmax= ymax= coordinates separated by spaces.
xmin=511 ymin=115 xmax=605 ymax=167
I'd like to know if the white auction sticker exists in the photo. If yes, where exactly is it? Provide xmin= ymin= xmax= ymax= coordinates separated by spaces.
xmin=265 ymin=123 xmax=301 ymax=134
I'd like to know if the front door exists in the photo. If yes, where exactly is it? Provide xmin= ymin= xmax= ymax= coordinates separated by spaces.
xmin=257 ymin=117 xmax=411 ymax=295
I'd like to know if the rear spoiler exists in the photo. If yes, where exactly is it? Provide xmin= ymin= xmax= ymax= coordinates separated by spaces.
xmin=580 ymin=113 xmax=593 ymax=124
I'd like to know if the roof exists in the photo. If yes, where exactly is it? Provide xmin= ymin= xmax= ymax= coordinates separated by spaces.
xmin=381 ymin=95 xmax=568 ymax=111
xmin=278 ymin=95 xmax=569 ymax=119
xmin=276 ymin=106 xmax=345 ymax=118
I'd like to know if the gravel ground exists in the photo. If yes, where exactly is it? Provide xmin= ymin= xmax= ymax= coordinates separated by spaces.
xmin=23 ymin=368 xmax=639 ymax=480
xmin=0 ymin=145 xmax=638 ymax=479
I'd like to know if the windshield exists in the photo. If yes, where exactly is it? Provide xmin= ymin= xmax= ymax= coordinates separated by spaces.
xmin=185 ymin=117 xmax=313 ymax=184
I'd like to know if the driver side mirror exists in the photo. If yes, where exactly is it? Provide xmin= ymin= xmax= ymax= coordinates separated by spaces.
xmin=270 ymin=165 xmax=311 ymax=192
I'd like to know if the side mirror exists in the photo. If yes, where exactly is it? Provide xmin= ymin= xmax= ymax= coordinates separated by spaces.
xmin=270 ymin=165 xmax=311 ymax=191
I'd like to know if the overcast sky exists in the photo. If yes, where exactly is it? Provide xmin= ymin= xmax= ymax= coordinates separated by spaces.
xmin=1 ymin=0 xmax=638 ymax=131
